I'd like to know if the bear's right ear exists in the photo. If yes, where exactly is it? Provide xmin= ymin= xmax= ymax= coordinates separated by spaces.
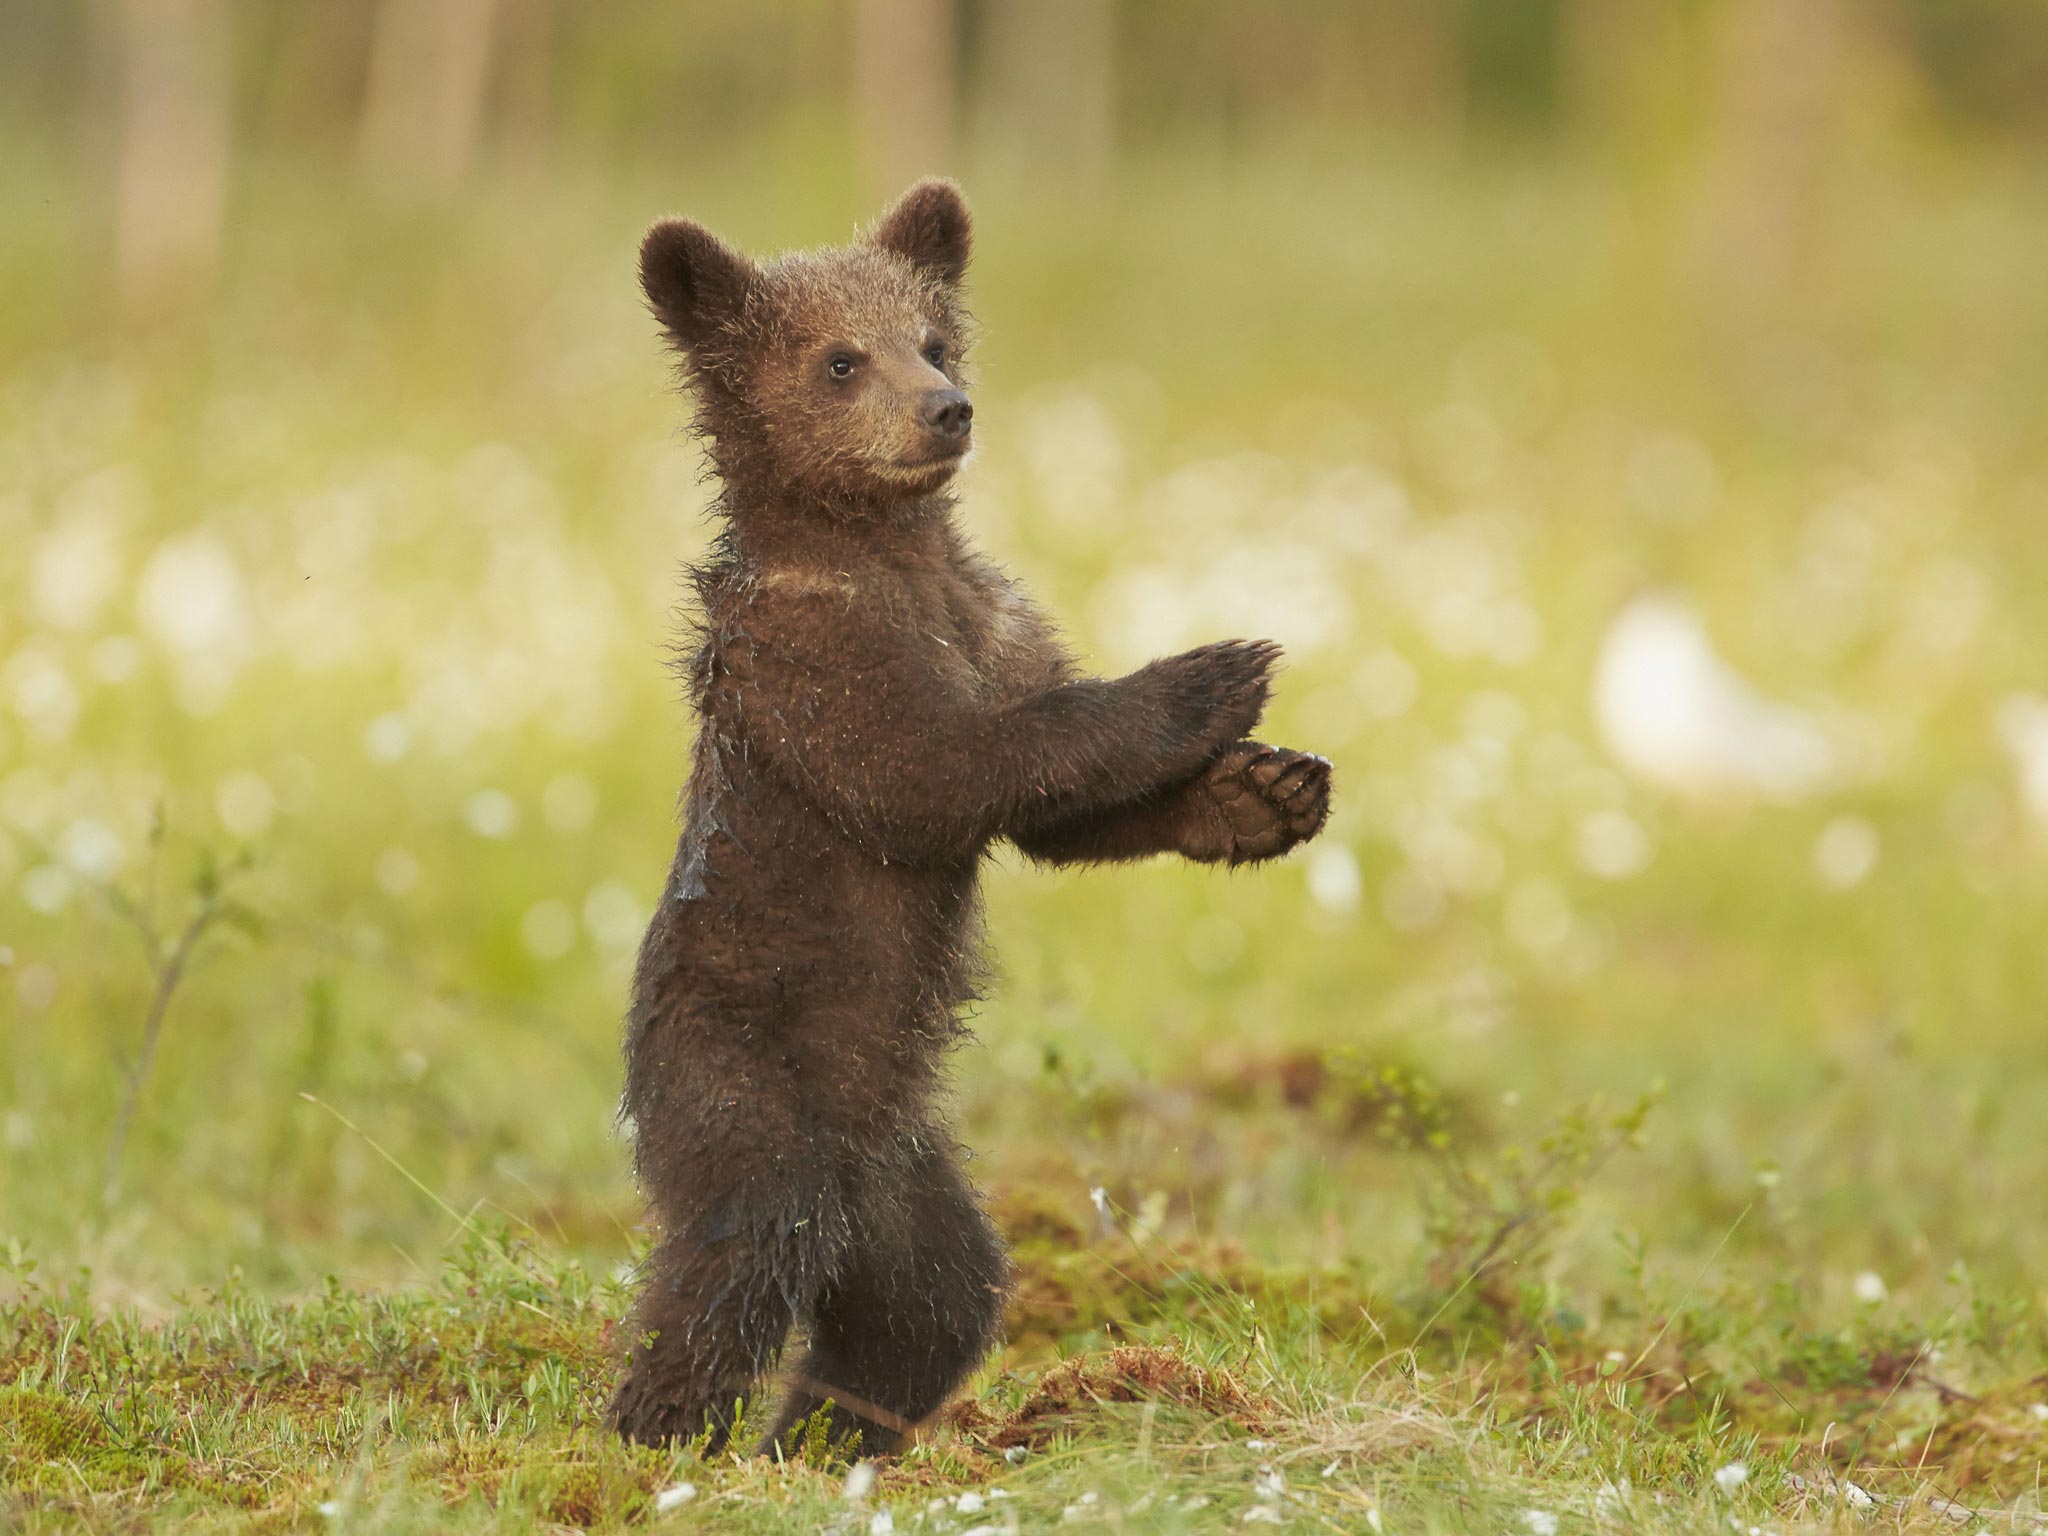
xmin=640 ymin=218 xmax=757 ymax=348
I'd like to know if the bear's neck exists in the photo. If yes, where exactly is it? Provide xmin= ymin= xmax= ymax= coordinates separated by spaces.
xmin=721 ymin=483 xmax=960 ymax=572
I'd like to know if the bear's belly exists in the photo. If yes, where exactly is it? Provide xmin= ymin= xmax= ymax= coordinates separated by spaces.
xmin=630 ymin=812 xmax=983 ymax=1131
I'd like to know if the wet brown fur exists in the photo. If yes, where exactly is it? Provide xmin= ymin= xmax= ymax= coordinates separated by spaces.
xmin=611 ymin=180 xmax=1332 ymax=1457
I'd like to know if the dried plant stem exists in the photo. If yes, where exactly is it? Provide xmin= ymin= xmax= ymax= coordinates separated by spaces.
xmin=103 ymin=899 xmax=220 ymax=1207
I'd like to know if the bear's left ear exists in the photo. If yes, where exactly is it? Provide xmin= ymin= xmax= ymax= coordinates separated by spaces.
xmin=869 ymin=178 xmax=972 ymax=288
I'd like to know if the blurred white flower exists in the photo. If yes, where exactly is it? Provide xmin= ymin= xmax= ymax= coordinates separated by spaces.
xmin=59 ymin=819 xmax=124 ymax=879
xmin=1522 ymin=1511 xmax=1559 ymax=1536
xmin=583 ymin=880 xmax=645 ymax=951
xmin=21 ymin=865 xmax=74 ymax=915
xmin=869 ymin=1511 xmax=894 ymax=1536
xmin=1575 ymin=810 xmax=1652 ymax=881
xmin=1714 ymin=1462 xmax=1749 ymax=1493
xmin=841 ymin=1462 xmax=876 ymax=1502
xmin=364 ymin=713 xmax=412 ymax=764
xmin=1306 ymin=845 xmax=1363 ymax=916
xmin=955 ymin=1491 xmax=985 ymax=1514
xmin=16 ymin=963 xmax=58 ymax=1010
xmin=1852 ymin=1271 xmax=1888 ymax=1304
xmin=7 ymin=650 xmax=80 ymax=741
xmin=33 ymin=505 xmax=125 ymax=630
xmin=217 ymin=772 xmax=277 ymax=839
xmin=1812 ymin=817 xmax=1879 ymax=890
xmin=1594 ymin=1479 xmax=1632 ymax=1518
xmin=1243 ymin=1509 xmax=1284 ymax=1526
xmin=137 ymin=533 xmax=251 ymax=659
xmin=1996 ymin=693 xmax=2048 ymax=834
xmin=654 ymin=1482 xmax=696 ymax=1512
xmin=1593 ymin=594 xmax=1833 ymax=801
xmin=464 ymin=789 xmax=518 ymax=839
xmin=520 ymin=900 xmax=576 ymax=960
xmin=1505 ymin=879 xmax=1573 ymax=953
xmin=374 ymin=848 xmax=420 ymax=896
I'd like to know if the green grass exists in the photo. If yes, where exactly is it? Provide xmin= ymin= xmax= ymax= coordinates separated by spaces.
xmin=4 ymin=128 xmax=2048 ymax=1529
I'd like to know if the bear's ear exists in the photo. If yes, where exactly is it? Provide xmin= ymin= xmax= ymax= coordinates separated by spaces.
xmin=869 ymin=178 xmax=971 ymax=288
xmin=640 ymin=218 xmax=757 ymax=347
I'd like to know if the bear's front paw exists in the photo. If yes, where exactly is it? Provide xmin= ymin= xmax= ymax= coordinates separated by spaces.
xmin=1204 ymin=741 xmax=1332 ymax=865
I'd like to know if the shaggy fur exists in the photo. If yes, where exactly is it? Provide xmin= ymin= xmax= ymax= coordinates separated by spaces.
xmin=611 ymin=179 xmax=1332 ymax=1457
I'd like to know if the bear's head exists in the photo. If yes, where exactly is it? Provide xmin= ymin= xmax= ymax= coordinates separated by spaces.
xmin=641 ymin=180 xmax=975 ymax=513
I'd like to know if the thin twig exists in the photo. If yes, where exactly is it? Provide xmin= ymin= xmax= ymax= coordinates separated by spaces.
xmin=102 ymin=896 xmax=225 ymax=1206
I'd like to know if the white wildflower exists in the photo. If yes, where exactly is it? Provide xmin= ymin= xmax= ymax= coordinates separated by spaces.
xmin=464 ymin=788 xmax=518 ymax=838
xmin=1852 ymin=1271 xmax=1888 ymax=1304
xmin=1089 ymin=1186 xmax=1109 ymax=1218
xmin=1004 ymin=1445 xmax=1028 ymax=1465
xmin=955 ymin=1491 xmax=985 ymax=1514
xmin=1595 ymin=1480 xmax=1632 ymax=1517
xmin=1522 ymin=1512 xmax=1558 ymax=1536
xmin=654 ymin=1482 xmax=696 ymax=1512
xmin=1714 ymin=1462 xmax=1749 ymax=1493
xmin=841 ymin=1461 xmax=877 ymax=1502
xmin=1253 ymin=1468 xmax=1286 ymax=1502
xmin=869 ymin=1511 xmax=894 ymax=1536
xmin=364 ymin=713 xmax=411 ymax=763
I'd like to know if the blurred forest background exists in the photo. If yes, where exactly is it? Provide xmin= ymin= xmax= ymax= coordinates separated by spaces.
xmin=4 ymin=0 xmax=2048 ymax=1327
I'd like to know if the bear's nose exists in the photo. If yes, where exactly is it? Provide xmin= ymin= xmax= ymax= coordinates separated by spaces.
xmin=922 ymin=388 xmax=973 ymax=442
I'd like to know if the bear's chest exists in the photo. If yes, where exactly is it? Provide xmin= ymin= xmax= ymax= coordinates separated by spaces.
xmin=908 ymin=569 xmax=1039 ymax=702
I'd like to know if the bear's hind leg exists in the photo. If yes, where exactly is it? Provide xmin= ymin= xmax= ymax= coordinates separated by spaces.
xmin=611 ymin=1228 xmax=798 ymax=1451
xmin=761 ymin=1147 xmax=1008 ymax=1458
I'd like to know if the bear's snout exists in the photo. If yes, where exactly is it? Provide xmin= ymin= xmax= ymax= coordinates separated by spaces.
xmin=921 ymin=388 xmax=973 ymax=443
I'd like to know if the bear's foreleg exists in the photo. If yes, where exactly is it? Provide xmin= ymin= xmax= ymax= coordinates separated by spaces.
xmin=1014 ymin=740 xmax=1331 ymax=867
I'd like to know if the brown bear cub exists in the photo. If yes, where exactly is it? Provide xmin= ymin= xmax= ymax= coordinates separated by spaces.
xmin=611 ymin=180 xmax=1332 ymax=1457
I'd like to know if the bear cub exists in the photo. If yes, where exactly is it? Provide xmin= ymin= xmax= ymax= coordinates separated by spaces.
xmin=612 ymin=179 xmax=1331 ymax=1456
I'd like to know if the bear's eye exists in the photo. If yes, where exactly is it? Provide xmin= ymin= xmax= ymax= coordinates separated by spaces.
xmin=828 ymin=353 xmax=856 ymax=380
xmin=924 ymin=341 xmax=947 ymax=368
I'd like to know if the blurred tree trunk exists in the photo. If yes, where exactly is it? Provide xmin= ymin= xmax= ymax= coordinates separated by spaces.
xmin=852 ymin=0 xmax=957 ymax=203
xmin=113 ymin=0 xmax=231 ymax=310
xmin=972 ymin=0 xmax=1114 ymax=191
xmin=495 ymin=0 xmax=557 ymax=174
xmin=1690 ymin=0 xmax=1843 ymax=307
xmin=1355 ymin=0 xmax=1466 ymax=142
xmin=358 ymin=0 xmax=502 ymax=195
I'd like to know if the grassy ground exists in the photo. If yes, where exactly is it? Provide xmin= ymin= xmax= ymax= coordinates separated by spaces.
xmin=4 ymin=133 xmax=2048 ymax=1530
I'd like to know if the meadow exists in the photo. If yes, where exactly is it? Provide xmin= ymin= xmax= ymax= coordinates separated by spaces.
xmin=4 ymin=127 xmax=2048 ymax=1532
